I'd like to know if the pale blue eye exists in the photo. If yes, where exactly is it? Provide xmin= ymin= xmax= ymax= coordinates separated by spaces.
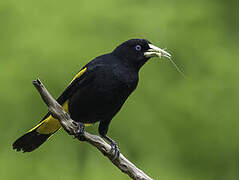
xmin=135 ymin=45 xmax=141 ymax=51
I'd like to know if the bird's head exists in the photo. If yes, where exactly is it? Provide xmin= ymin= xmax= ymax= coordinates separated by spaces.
xmin=112 ymin=39 xmax=171 ymax=71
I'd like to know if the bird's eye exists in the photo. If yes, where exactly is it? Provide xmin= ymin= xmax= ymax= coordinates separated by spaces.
xmin=135 ymin=45 xmax=142 ymax=51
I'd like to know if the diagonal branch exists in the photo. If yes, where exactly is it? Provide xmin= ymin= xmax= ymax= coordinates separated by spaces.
xmin=32 ymin=78 xmax=154 ymax=180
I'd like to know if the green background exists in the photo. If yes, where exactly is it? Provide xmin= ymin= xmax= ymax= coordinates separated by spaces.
xmin=1 ymin=0 xmax=239 ymax=179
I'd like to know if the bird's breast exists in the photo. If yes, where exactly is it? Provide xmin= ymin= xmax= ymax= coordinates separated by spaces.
xmin=95 ymin=65 xmax=138 ymax=95
xmin=68 ymin=63 xmax=139 ymax=123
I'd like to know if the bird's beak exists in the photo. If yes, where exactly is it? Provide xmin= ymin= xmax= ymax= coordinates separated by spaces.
xmin=144 ymin=44 xmax=171 ymax=59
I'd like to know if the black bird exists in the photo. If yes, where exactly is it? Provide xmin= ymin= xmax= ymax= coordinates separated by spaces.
xmin=12 ymin=39 xmax=171 ymax=158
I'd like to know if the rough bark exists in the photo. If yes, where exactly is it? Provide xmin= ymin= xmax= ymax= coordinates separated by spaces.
xmin=32 ymin=78 xmax=154 ymax=180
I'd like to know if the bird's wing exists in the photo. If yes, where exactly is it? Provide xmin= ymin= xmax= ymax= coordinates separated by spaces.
xmin=12 ymin=67 xmax=92 ymax=152
xmin=26 ymin=66 xmax=92 ymax=135
xmin=57 ymin=67 xmax=88 ymax=105
xmin=38 ymin=66 xmax=91 ymax=123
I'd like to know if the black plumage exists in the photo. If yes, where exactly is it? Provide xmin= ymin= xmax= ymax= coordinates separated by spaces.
xmin=13 ymin=39 xmax=171 ymax=158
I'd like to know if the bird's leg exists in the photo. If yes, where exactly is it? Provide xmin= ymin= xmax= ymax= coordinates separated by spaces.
xmin=102 ymin=135 xmax=120 ymax=160
xmin=72 ymin=121 xmax=85 ymax=141
xmin=99 ymin=121 xmax=120 ymax=160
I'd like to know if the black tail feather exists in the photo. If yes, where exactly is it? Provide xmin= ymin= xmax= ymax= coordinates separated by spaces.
xmin=12 ymin=130 xmax=51 ymax=152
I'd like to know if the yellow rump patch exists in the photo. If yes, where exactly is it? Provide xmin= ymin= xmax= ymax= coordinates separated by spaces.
xmin=36 ymin=116 xmax=61 ymax=134
xmin=28 ymin=68 xmax=89 ymax=135
xmin=29 ymin=95 xmax=92 ymax=134
xmin=29 ymin=100 xmax=69 ymax=134
xmin=69 ymin=67 xmax=87 ymax=84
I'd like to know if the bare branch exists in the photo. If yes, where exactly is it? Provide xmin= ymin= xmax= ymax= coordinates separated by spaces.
xmin=32 ymin=78 xmax=154 ymax=180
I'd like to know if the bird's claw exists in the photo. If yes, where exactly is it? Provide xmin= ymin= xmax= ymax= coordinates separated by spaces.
xmin=72 ymin=122 xmax=86 ymax=141
xmin=110 ymin=141 xmax=120 ymax=160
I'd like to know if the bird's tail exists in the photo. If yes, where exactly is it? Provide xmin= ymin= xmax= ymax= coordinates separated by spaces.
xmin=12 ymin=115 xmax=61 ymax=152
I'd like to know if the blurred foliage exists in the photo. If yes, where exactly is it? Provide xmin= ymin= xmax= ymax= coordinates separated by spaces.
xmin=0 ymin=0 xmax=239 ymax=179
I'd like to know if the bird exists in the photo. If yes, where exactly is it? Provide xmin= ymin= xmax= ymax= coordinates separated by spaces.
xmin=12 ymin=39 xmax=171 ymax=159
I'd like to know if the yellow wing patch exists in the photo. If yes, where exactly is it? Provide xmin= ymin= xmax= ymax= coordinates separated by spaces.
xmin=69 ymin=67 xmax=87 ymax=84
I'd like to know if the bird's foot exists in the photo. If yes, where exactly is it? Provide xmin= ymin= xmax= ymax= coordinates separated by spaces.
xmin=72 ymin=122 xmax=85 ymax=141
xmin=110 ymin=141 xmax=120 ymax=160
